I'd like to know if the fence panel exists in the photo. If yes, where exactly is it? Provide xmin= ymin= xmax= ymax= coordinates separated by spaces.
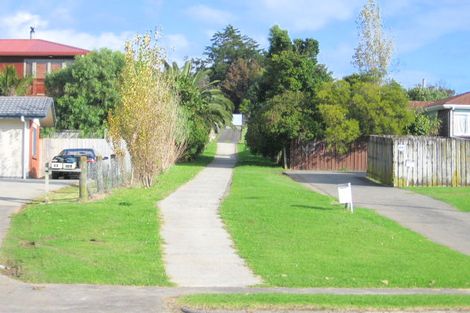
xmin=368 ymin=136 xmax=470 ymax=187
xmin=290 ymin=140 xmax=368 ymax=171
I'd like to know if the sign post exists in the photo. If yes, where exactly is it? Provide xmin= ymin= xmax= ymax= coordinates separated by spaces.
xmin=44 ymin=162 xmax=50 ymax=204
xmin=337 ymin=182 xmax=353 ymax=213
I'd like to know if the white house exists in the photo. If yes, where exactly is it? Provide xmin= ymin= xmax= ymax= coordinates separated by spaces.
xmin=0 ymin=97 xmax=55 ymax=178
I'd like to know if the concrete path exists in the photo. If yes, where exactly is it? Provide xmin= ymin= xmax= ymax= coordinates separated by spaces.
xmin=287 ymin=171 xmax=470 ymax=256
xmin=159 ymin=128 xmax=261 ymax=287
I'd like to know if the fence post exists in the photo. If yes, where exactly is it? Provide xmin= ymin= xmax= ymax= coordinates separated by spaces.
xmin=96 ymin=156 xmax=104 ymax=194
xmin=79 ymin=155 xmax=88 ymax=201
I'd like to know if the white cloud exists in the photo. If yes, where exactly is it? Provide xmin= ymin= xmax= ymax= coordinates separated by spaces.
xmin=392 ymin=3 xmax=470 ymax=54
xmin=186 ymin=4 xmax=234 ymax=25
xmin=252 ymin=0 xmax=363 ymax=31
xmin=318 ymin=42 xmax=355 ymax=78
xmin=164 ymin=33 xmax=189 ymax=50
xmin=0 ymin=11 xmax=131 ymax=51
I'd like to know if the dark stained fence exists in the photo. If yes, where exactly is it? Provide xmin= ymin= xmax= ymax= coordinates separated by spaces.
xmin=290 ymin=140 xmax=368 ymax=171
xmin=368 ymin=135 xmax=470 ymax=187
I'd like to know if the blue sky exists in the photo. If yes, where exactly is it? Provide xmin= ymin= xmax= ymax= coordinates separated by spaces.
xmin=1 ymin=0 xmax=469 ymax=93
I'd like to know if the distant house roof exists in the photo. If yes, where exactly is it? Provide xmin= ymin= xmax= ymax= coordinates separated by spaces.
xmin=425 ymin=92 xmax=470 ymax=112
xmin=0 ymin=39 xmax=89 ymax=57
xmin=410 ymin=101 xmax=433 ymax=109
xmin=0 ymin=96 xmax=55 ymax=126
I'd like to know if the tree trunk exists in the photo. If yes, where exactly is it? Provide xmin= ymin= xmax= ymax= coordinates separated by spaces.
xmin=283 ymin=146 xmax=288 ymax=169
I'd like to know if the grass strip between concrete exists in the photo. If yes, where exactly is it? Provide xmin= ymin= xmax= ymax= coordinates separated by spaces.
xmin=178 ymin=293 xmax=470 ymax=310
xmin=219 ymin=144 xmax=470 ymax=288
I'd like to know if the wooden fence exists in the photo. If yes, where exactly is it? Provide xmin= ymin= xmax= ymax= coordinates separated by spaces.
xmin=368 ymin=135 xmax=470 ymax=187
xmin=290 ymin=140 xmax=368 ymax=171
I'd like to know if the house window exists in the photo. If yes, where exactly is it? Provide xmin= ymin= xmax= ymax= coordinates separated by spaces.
xmin=453 ymin=113 xmax=470 ymax=136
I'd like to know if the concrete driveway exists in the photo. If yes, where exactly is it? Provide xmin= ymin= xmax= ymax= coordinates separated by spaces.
xmin=287 ymin=171 xmax=470 ymax=256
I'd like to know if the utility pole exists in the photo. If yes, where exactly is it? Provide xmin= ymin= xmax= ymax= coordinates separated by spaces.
xmin=29 ymin=26 xmax=35 ymax=39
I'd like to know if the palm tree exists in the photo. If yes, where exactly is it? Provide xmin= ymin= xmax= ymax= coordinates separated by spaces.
xmin=164 ymin=60 xmax=233 ymax=130
xmin=0 ymin=66 xmax=32 ymax=96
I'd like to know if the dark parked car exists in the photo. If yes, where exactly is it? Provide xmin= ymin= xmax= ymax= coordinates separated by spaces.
xmin=50 ymin=148 xmax=97 ymax=179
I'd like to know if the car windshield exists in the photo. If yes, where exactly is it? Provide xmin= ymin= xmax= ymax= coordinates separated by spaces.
xmin=60 ymin=149 xmax=95 ymax=158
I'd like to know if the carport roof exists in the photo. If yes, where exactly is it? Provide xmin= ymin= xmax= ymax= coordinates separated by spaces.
xmin=0 ymin=96 xmax=55 ymax=126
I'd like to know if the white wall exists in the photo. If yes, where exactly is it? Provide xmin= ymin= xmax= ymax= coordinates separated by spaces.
xmin=0 ymin=119 xmax=27 ymax=178
xmin=40 ymin=138 xmax=130 ymax=177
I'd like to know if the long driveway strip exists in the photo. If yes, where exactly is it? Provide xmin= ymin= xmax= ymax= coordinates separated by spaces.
xmin=159 ymin=129 xmax=261 ymax=287
xmin=287 ymin=171 xmax=470 ymax=256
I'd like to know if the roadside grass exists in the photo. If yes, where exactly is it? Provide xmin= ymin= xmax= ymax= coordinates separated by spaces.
xmin=406 ymin=186 xmax=470 ymax=212
xmin=0 ymin=141 xmax=217 ymax=285
xmin=178 ymin=294 xmax=470 ymax=310
xmin=220 ymin=145 xmax=470 ymax=288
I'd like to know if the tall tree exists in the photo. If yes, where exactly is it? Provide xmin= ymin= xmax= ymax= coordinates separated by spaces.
xmin=352 ymin=0 xmax=393 ymax=78
xmin=202 ymin=25 xmax=262 ymax=82
xmin=46 ymin=49 xmax=124 ymax=136
xmin=109 ymin=33 xmax=185 ymax=188
xmin=165 ymin=60 xmax=233 ymax=159
xmin=247 ymin=25 xmax=331 ymax=162
xmin=220 ymin=58 xmax=262 ymax=110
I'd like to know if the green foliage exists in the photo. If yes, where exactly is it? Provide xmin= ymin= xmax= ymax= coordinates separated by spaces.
xmin=407 ymin=110 xmax=441 ymax=136
xmin=220 ymin=58 xmax=263 ymax=112
xmin=317 ymin=79 xmax=413 ymax=152
xmin=317 ymin=81 xmax=360 ymax=153
xmin=247 ymin=91 xmax=317 ymax=158
xmin=201 ymin=25 xmax=262 ymax=83
xmin=165 ymin=60 xmax=233 ymax=159
xmin=408 ymin=85 xmax=455 ymax=101
xmin=0 ymin=65 xmax=32 ymax=96
xmin=46 ymin=49 xmax=124 ymax=136
xmin=247 ymin=26 xmax=331 ymax=159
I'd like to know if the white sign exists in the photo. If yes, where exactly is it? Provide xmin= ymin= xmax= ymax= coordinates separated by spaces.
xmin=397 ymin=144 xmax=406 ymax=152
xmin=232 ymin=114 xmax=243 ymax=126
xmin=337 ymin=182 xmax=353 ymax=213
xmin=405 ymin=159 xmax=415 ymax=168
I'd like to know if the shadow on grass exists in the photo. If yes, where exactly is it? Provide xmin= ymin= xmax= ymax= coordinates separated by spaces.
xmin=291 ymin=204 xmax=336 ymax=211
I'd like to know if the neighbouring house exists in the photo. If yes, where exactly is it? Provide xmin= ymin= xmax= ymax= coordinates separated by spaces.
xmin=424 ymin=92 xmax=470 ymax=138
xmin=0 ymin=96 xmax=55 ymax=178
xmin=0 ymin=39 xmax=89 ymax=95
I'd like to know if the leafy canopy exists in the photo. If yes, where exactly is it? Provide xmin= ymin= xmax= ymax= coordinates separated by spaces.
xmin=316 ymin=79 xmax=414 ymax=153
xmin=46 ymin=49 xmax=124 ymax=136
xmin=165 ymin=60 xmax=233 ymax=159
xmin=0 ymin=65 xmax=32 ymax=96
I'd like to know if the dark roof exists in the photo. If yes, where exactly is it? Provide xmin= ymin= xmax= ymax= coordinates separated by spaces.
xmin=427 ymin=92 xmax=470 ymax=106
xmin=0 ymin=39 xmax=89 ymax=57
xmin=0 ymin=96 xmax=54 ymax=119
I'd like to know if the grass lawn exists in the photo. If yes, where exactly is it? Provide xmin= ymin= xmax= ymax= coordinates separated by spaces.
xmin=178 ymin=294 xmax=470 ymax=310
xmin=0 ymin=141 xmax=217 ymax=285
xmin=407 ymin=186 xmax=470 ymax=212
xmin=220 ymin=145 xmax=470 ymax=288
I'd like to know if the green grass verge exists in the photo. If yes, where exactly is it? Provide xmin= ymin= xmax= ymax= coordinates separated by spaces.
xmin=407 ymin=186 xmax=470 ymax=212
xmin=178 ymin=294 xmax=470 ymax=310
xmin=220 ymin=145 xmax=470 ymax=288
xmin=0 ymin=141 xmax=217 ymax=285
